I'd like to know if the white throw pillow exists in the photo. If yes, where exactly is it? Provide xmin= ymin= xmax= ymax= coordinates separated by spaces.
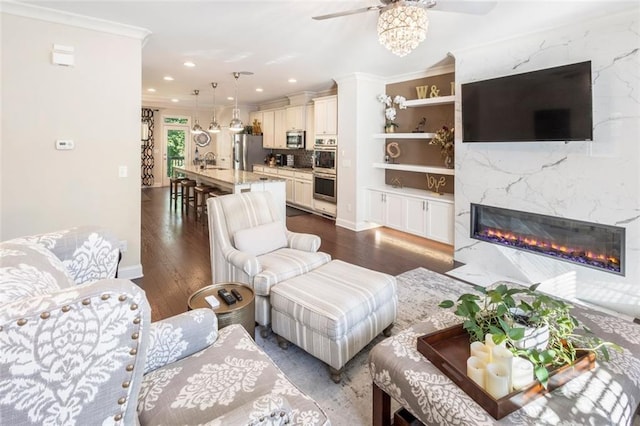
xmin=234 ymin=221 xmax=288 ymax=256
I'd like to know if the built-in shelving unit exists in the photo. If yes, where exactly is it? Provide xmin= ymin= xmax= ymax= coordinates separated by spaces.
xmin=372 ymin=133 xmax=434 ymax=139
xmin=373 ymin=162 xmax=455 ymax=175
xmin=403 ymin=95 xmax=455 ymax=108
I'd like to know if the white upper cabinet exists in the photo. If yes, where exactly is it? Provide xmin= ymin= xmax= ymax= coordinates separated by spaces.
xmin=285 ymin=105 xmax=306 ymax=131
xmin=314 ymin=95 xmax=337 ymax=136
xmin=274 ymin=109 xmax=287 ymax=148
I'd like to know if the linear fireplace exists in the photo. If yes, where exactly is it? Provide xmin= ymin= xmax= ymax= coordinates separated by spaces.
xmin=470 ymin=204 xmax=625 ymax=275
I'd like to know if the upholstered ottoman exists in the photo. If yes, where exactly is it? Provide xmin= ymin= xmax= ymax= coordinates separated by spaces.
xmin=270 ymin=260 xmax=397 ymax=382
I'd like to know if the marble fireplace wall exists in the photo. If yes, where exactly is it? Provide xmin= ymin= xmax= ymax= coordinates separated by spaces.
xmin=452 ymin=10 xmax=639 ymax=317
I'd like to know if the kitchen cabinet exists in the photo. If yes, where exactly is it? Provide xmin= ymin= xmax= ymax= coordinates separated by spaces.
xmin=367 ymin=187 xmax=454 ymax=244
xmin=305 ymin=104 xmax=315 ymax=150
xmin=278 ymin=168 xmax=295 ymax=203
xmin=314 ymin=95 xmax=337 ymax=136
xmin=262 ymin=110 xmax=275 ymax=148
xmin=253 ymin=166 xmax=316 ymax=212
xmin=285 ymin=105 xmax=306 ymax=131
xmin=274 ymin=109 xmax=287 ymax=149
xmin=293 ymin=171 xmax=313 ymax=209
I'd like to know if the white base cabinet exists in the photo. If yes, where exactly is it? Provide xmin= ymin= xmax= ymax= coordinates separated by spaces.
xmin=253 ymin=166 xmax=315 ymax=211
xmin=367 ymin=188 xmax=454 ymax=245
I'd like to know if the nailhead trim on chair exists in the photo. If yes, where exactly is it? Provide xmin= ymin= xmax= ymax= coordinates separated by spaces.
xmin=3 ymin=291 xmax=144 ymax=425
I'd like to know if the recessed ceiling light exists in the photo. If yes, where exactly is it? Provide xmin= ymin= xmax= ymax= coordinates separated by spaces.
xmin=171 ymin=98 xmax=179 ymax=103
xmin=256 ymin=88 xmax=263 ymax=92
xmin=183 ymin=61 xmax=195 ymax=67
xmin=288 ymin=78 xmax=297 ymax=83
xmin=227 ymin=96 xmax=234 ymax=101
xmin=164 ymin=76 xmax=174 ymax=81
xmin=147 ymin=88 xmax=156 ymax=92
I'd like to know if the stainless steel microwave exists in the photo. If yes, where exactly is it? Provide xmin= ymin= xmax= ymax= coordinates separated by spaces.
xmin=286 ymin=130 xmax=305 ymax=149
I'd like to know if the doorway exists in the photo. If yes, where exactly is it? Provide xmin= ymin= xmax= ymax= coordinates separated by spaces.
xmin=161 ymin=117 xmax=190 ymax=187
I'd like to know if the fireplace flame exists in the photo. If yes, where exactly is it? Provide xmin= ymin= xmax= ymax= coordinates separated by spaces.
xmin=477 ymin=227 xmax=621 ymax=271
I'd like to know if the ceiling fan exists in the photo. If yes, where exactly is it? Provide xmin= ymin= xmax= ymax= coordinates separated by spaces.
xmin=313 ymin=0 xmax=496 ymax=57
xmin=312 ymin=0 xmax=495 ymax=21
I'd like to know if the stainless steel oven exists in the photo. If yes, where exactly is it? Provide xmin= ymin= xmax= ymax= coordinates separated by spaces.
xmin=313 ymin=172 xmax=337 ymax=203
xmin=313 ymin=146 xmax=336 ymax=174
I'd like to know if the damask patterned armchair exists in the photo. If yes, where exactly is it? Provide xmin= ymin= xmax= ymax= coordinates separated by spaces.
xmin=0 ymin=227 xmax=330 ymax=425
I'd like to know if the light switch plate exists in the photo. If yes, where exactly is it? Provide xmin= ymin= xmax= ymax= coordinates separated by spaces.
xmin=55 ymin=140 xmax=74 ymax=150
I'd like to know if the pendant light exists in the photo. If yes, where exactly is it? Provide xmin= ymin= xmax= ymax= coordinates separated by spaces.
xmin=207 ymin=82 xmax=221 ymax=133
xmin=229 ymin=72 xmax=244 ymax=133
xmin=191 ymin=89 xmax=203 ymax=134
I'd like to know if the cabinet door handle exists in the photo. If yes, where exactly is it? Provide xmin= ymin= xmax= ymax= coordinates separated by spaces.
xmin=422 ymin=201 xmax=425 ymax=211
xmin=425 ymin=202 xmax=429 ymax=211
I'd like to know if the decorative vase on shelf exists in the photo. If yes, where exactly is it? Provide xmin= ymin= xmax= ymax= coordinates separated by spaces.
xmin=444 ymin=154 xmax=454 ymax=169
xmin=385 ymin=125 xmax=395 ymax=133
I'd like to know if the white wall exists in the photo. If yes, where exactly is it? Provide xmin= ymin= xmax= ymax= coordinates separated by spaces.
xmin=335 ymin=73 xmax=386 ymax=231
xmin=1 ymin=9 xmax=148 ymax=278
xmin=452 ymin=10 xmax=640 ymax=317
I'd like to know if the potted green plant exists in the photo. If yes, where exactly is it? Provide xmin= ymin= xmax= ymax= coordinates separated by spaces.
xmin=439 ymin=283 xmax=620 ymax=387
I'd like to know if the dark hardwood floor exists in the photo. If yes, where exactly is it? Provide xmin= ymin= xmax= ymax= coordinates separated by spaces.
xmin=135 ymin=187 xmax=457 ymax=322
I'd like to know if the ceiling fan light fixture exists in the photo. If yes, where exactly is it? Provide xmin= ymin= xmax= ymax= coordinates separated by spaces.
xmin=208 ymin=82 xmax=221 ymax=134
xmin=191 ymin=89 xmax=203 ymax=134
xmin=229 ymin=72 xmax=244 ymax=133
xmin=377 ymin=2 xmax=429 ymax=57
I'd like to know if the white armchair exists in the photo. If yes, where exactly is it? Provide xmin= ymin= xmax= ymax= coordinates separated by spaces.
xmin=207 ymin=192 xmax=331 ymax=334
xmin=0 ymin=227 xmax=330 ymax=425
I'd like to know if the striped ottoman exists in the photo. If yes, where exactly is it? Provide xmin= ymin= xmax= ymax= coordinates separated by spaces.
xmin=270 ymin=260 xmax=397 ymax=383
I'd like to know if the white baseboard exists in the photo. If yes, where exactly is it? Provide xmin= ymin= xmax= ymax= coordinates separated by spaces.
xmin=118 ymin=264 xmax=143 ymax=280
xmin=335 ymin=217 xmax=380 ymax=232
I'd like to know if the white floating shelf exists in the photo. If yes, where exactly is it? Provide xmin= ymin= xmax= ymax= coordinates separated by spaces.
xmin=403 ymin=95 xmax=455 ymax=107
xmin=373 ymin=162 xmax=455 ymax=175
xmin=372 ymin=133 xmax=435 ymax=139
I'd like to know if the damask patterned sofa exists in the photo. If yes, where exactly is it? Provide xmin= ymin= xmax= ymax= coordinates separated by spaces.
xmin=0 ymin=226 xmax=330 ymax=425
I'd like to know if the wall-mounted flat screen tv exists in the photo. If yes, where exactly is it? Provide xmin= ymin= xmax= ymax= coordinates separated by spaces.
xmin=462 ymin=61 xmax=593 ymax=142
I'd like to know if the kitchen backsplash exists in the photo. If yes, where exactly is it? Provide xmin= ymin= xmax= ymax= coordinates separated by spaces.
xmin=270 ymin=149 xmax=313 ymax=168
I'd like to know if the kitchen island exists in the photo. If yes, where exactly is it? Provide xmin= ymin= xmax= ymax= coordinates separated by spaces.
xmin=174 ymin=165 xmax=286 ymax=218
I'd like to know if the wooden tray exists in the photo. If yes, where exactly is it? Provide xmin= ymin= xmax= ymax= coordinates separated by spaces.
xmin=416 ymin=324 xmax=596 ymax=420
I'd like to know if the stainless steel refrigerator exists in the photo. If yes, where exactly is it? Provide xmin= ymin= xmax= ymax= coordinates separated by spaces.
xmin=233 ymin=134 xmax=269 ymax=171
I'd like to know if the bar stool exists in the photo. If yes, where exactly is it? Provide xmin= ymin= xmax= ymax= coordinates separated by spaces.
xmin=170 ymin=177 xmax=186 ymax=209
xmin=208 ymin=187 xmax=231 ymax=199
xmin=180 ymin=179 xmax=197 ymax=215
xmin=194 ymin=184 xmax=211 ymax=222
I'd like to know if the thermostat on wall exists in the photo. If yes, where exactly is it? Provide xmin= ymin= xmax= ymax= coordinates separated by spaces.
xmin=56 ymin=139 xmax=74 ymax=150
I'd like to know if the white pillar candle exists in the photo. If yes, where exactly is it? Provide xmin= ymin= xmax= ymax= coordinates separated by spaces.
xmin=470 ymin=341 xmax=491 ymax=364
xmin=485 ymin=333 xmax=506 ymax=349
xmin=486 ymin=363 xmax=510 ymax=399
xmin=492 ymin=346 xmax=514 ymax=391
xmin=511 ymin=357 xmax=535 ymax=390
xmin=466 ymin=356 xmax=486 ymax=389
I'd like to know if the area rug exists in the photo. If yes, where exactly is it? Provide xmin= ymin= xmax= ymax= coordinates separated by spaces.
xmin=255 ymin=267 xmax=473 ymax=426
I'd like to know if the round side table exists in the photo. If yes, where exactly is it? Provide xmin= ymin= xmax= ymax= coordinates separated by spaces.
xmin=188 ymin=283 xmax=255 ymax=339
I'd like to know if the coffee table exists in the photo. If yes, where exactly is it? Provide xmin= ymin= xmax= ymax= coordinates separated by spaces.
xmin=368 ymin=275 xmax=640 ymax=425
xmin=188 ymin=283 xmax=255 ymax=339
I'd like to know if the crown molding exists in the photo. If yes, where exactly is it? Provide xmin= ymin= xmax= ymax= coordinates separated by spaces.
xmin=0 ymin=0 xmax=151 ymax=41
xmin=384 ymin=63 xmax=455 ymax=84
